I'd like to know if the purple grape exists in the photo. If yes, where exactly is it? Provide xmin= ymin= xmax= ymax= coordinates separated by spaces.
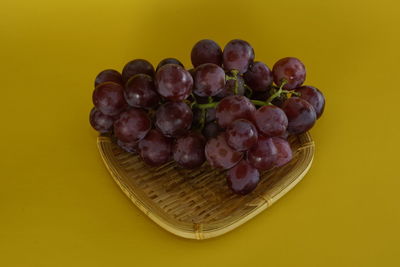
xmin=122 ymin=59 xmax=155 ymax=83
xmin=225 ymin=119 xmax=258 ymax=151
xmin=156 ymin=58 xmax=184 ymax=71
xmin=95 ymin=69 xmax=122 ymax=87
xmin=205 ymin=133 xmax=243 ymax=169
xmin=124 ymin=74 xmax=160 ymax=109
xmin=191 ymin=39 xmax=223 ymax=67
xmin=216 ymin=95 xmax=256 ymax=128
xmin=89 ymin=108 xmax=114 ymax=133
xmin=253 ymin=105 xmax=288 ymax=137
xmin=92 ymin=82 xmax=127 ymax=116
xmin=193 ymin=63 xmax=225 ymax=97
xmin=206 ymin=108 xmax=216 ymax=123
xmin=247 ymin=135 xmax=278 ymax=171
xmin=202 ymin=122 xmax=221 ymax=140
xmin=223 ymin=39 xmax=254 ymax=74
xmin=227 ymin=159 xmax=260 ymax=195
xmin=295 ymin=85 xmax=325 ymax=118
xmin=173 ymin=132 xmax=206 ymax=169
xmin=114 ymin=108 xmax=151 ymax=143
xmin=272 ymin=57 xmax=306 ymax=90
xmin=155 ymin=64 xmax=193 ymax=101
xmin=244 ymin=61 xmax=273 ymax=91
xmin=271 ymin=137 xmax=292 ymax=167
xmin=117 ymin=139 xmax=139 ymax=154
xmin=216 ymin=74 xmax=245 ymax=98
xmin=155 ymin=101 xmax=193 ymax=138
xmin=282 ymin=97 xmax=316 ymax=135
xmin=138 ymin=129 xmax=172 ymax=167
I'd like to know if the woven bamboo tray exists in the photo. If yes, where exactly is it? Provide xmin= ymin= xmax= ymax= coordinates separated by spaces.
xmin=97 ymin=132 xmax=314 ymax=240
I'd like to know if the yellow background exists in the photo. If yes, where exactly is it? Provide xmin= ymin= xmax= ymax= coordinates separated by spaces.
xmin=1 ymin=0 xmax=399 ymax=266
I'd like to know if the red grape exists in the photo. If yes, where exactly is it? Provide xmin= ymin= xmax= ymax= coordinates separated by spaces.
xmin=155 ymin=101 xmax=193 ymax=137
xmin=114 ymin=108 xmax=151 ymax=143
xmin=247 ymin=135 xmax=278 ymax=171
xmin=138 ymin=129 xmax=172 ymax=167
xmin=227 ymin=159 xmax=260 ymax=195
xmin=155 ymin=64 xmax=193 ymax=101
xmin=124 ymin=74 xmax=160 ymax=109
xmin=205 ymin=133 xmax=243 ymax=169
xmin=193 ymin=63 xmax=225 ymax=97
xmin=156 ymin=58 xmax=184 ymax=71
xmin=92 ymin=82 xmax=126 ymax=116
xmin=89 ymin=108 xmax=114 ymax=133
xmin=295 ymin=85 xmax=325 ymax=118
xmin=216 ymin=74 xmax=245 ymax=98
xmin=95 ymin=69 xmax=122 ymax=87
xmin=173 ymin=132 xmax=206 ymax=169
xmin=271 ymin=137 xmax=292 ymax=167
xmin=191 ymin=39 xmax=223 ymax=67
xmin=225 ymin=119 xmax=258 ymax=151
xmin=202 ymin=122 xmax=221 ymax=140
xmin=223 ymin=39 xmax=254 ymax=74
xmin=216 ymin=95 xmax=256 ymax=128
xmin=244 ymin=61 xmax=273 ymax=92
xmin=272 ymin=57 xmax=306 ymax=90
xmin=122 ymin=59 xmax=155 ymax=83
xmin=282 ymin=97 xmax=316 ymax=134
xmin=254 ymin=105 xmax=288 ymax=137
xmin=117 ymin=139 xmax=139 ymax=154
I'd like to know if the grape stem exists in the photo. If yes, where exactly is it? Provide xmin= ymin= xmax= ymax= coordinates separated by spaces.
xmin=194 ymin=102 xmax=218 ymax=109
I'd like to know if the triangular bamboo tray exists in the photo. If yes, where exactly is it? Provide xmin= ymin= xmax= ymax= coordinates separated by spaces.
xmin=97 ymin=132 xmax=314 ymax=240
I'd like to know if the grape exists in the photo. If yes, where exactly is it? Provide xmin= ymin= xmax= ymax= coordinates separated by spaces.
xmin=205 ymin=133 xmax=243 ymax=169
xmin=223 ymin=39 xmax=254 ymax=74
xmin=124 ymin=74 xmax=160 ymax=109
xmin=193 ymin=63 xmax=225 ymax=97
xmin=138 ymin=129 xmax=172 ymax=167
xmin=117 ymin=139 xmax=139 ymax=154
xmin=253 ymin=105 xmax=288 ymax=137
xmin=156 ymin=58 xmax=184 ymax=71
xmin=295 ymin=85 xmax=325 ymax=118
xmin=173 ymin=132 xmax=206 ymax=169
xmin=89 ymin=108 xmax=114 ymax=133
xmin=247 ymin=135 xmax=278 ymax=171
xmin=216 ymin=74 xmax=245 ymax=98
xmin=271 ymin=137 xmax=292 ymax=167
xmin=225 ymin=119 xmax=258 ymax=151
xmin=92 ymin=82 xmax=126 ymax=116
xmin=191 ymin=39 xmax=223 ymax=67
xmin=122 ymin=59 xmax=155 ymax=83
xmin=202 ymin=122 xmax=221 ymax=140
xmin=155 ymin=101 xmax=193 ymax=138
xmin=155 ymin=64 xmax=193 ymax=101
xmin=216 ymin=95 xmax=256 ymax=128
xmin=206 ymin=108 xmax=216 ymax=123
xmin=272 ymin=57 xmax=306 ymax=90
xmin=114 ymin=108 xmax=151 ymax=143
xmin=95 ymin=69 xmax=122 ymax=87
xmin=227 ymin=159 xmax=260 ymax=195
xmin=244 ymin=61 xmax=273 ymax=92
xmin=282 ymin=97 xmax=316 ymax=135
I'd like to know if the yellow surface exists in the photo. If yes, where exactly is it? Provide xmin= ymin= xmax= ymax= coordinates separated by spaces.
xmin=1 ymin=0 xmax=399 ymax=266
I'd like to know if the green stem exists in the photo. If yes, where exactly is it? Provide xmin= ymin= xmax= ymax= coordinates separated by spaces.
xmin=195 ymin=102 xmax=219 ymax=109
xmin=251 ymin=100 xmax=272 ymax=106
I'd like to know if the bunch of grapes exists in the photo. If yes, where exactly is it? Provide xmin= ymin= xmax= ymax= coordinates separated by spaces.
xmin=90 ymin=39 xmax=325 ymax=195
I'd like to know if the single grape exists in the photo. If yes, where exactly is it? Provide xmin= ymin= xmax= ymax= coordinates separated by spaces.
xmin=205 ymin=133 xmax=243 ymax=169
xmin=193 ymin=63 xmax=225 ymax=97
xmin=216 ymin=95 xmax=256 ymax=128
xmin=92 ymin=82 xmax=126 ymax=116
xmin=295 ymin=85 xmax=325 ymax=118
xmin=206 ymin=107 xmax=216 ymax=123
xmin=114 ymin=108 xmax=151 ymax=143
xmin=282 ymin=97 xmax=316 ymax=135
xmin=202 ymin=122 xmax=221 ymax=140
xmin=223 ymin=39 xmax=254 ymax=74
xmin=271 ymin=137 xmax=292 ymax=167
xmin=124 ymin=74 xmax=160 ymax=109
xmin=155 ymin=64 xmax=193 ymax=101
xmin=138 ymin=129 xmax=172 ymax=167
xmin=173 ymin=132 xmax=206 ymax=169
xmin=244 ymin=61 xmax=273 ymax=92
xmin=117 ymin=139 xmax=139 ymax=154
xmin=247 ymin=135 xmax=278 ymax=171
xmin=225 ymin=119 xmax=258 ymax=151
xmin=227 ymin=159 xmax=260 ymax=195
xmin=89 ymin=108 xmax=114 ymax=133
xmin=254 ymin=105 xmax=288 ymax=137
xmin=215 ymin=74 xmax=245 ymax=98
xmin=156 ymin=58 xmax=184 ymax=71
xmin=155 ymin=101 xmax=193 ymax=137
xmin=95 ymin=69 xmax=122 ymax=87
xmin=122 ymin=59 xmax=155 ymax=83
xmin=272 ymin=57 xmax=306 ymax=90
xmin=191 ymin=39 xmax=223 ymax=67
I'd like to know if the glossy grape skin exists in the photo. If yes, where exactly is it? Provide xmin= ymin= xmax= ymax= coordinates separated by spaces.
xmin=89 ymin=108 xmax=114 ymax=133
xmin=95 ymin=69 xmax=123 ymax=87
xmin=138 ymin=129 xmax=172 ymax=167
xmin=117 ymin=139 xmax=139 ymax=154
xmin=193 ymin=63 xmax=225 ymax=97
xmin=122 ymin=59 xmax=155 ymax=83
xmin=272 ymin=57 xmax=306 ymax=90
xmin=202 ymin=122 xmax=221 ymax=140
xmin=216 ymin=95 xmax=256 ymax=128
xmin=156 ymin=58 xmax=184 ymax=71
xmin=225 ymin=119 xmax=258 ymax=151
xmin=191 ymin=39 xmax=223 ymax=67
xmin=216 ymin=74 xmax=245 ymax=98
xmin=155 ymin=101 xmax=193 ymax=138
xmin=223 ymin=39 xmax=254 ymax=74
xmin=114 ymin=108 xmax=151 ymax=143
xmin=173 ymin=132 xmax=206 ymax=169
xmin=244 ymin=62 xmax=273 ymax=92
xmin=271 ymin=137 xmax=292 ymax=167
xmin=254 ymin=105 xmax=288 ymax=137
xmin=282 ymin=97 xmax=317 ymax=135
xmin=205 ymin=133 xmax=243 ymax=169
xmin=155 ymin=64 xmax=193 ymax=101
xmin=124 ymin=74 xmax=160 ymax=109
xmin=247 ymin=135 xmax=278 ymax=171
xmin=295 ymin=85 xmax=325 ymax=118
xmin=227 ymin=159 xmax=260 ymax=195
xmin=92 ymin=82 xmax=127 ymax=116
